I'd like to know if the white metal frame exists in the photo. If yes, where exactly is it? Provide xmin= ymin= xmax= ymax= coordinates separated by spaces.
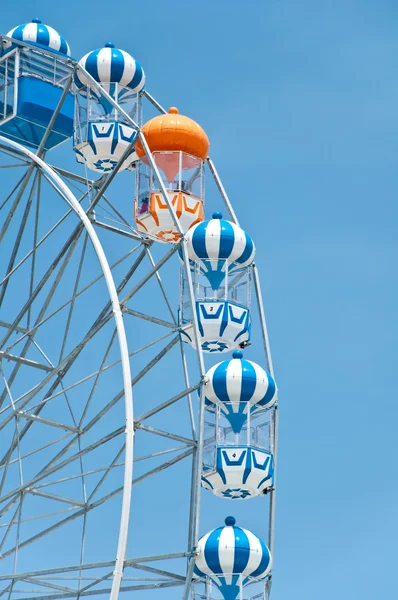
xmin=0 ymin=31 xmax=279 ymax=600
xmin=0 ymin=136 xmax=134 ymax=600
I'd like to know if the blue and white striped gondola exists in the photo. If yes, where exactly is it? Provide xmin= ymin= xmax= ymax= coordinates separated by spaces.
xmin=194 ymin=516 xmax=271 ymax=600
xmin=73 ymin=42 xmax=143 ymax=172
xmin=205 ymin=350 xmax=277 ymax=433
xmin=182 ymin=212 xmax=255 ymax=290
xmin=3 ymin=18 xmax=71 ymax=56
xmin=75 ymin=42 xmax=145 ymax=102
xmin=179 ymin=213 xmax=255 ymax=352
xmin=201 ymin=351 xmax=276 ymax=499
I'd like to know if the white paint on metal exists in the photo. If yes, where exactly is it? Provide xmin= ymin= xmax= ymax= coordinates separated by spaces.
xmin=0 ymin=136 xmax=134 ymax=600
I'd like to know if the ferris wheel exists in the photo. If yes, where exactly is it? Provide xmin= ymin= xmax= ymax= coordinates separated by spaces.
xmin=0 ymin=17 xmax=279 ymax=600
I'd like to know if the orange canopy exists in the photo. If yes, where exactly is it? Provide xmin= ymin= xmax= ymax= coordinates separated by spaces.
xmin=136 ymin=107 xmax=209 ymax=160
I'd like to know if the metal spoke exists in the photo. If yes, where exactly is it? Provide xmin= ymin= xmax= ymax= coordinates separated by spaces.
xmin=0 ymin=170 xmax=39 ymax=307
xmin=0 ymin=167 xmax=36 ymax=246
xmin=22 ymin=578 xmax=77 ymax=595
xmin=0 ymin=352 xmax=54 ymax=372
xmin=123 ymin=308 xmax=175 ymax=329
xmin=26 ymin=489 xmax=86 ymax=509
xmin=27 ymin=172 xmax=41 ymax=329
xmin=0 ymin=163 xmax=29 ymax=168
xmin=144 ymin=247 xmax=177 ymax=325
xmin=86 ymin=444 xmax=125 ymax=503
xmin=0 ymin=171 xmax=27 ymax=211
xmin=5 ymin=244 xmax=140 ymax=356
xmin=133 ymin=563 xmax=185 ymax=583
xmin=135 ymin=382 xmax=200 ymax=424
xmin=135 ymin=423 xmax=196 ymax=447
xmin=90 ymin=219 xmax=145 ymax=243
xmin=58 ymin=232 xmax=89 ymax=364
xmin=16 ymin=412 xmax=80 ymax=433
xmin=0 ymin=433 xmax=73 ymax=469
xmin=0 ymin=231 xmax=83 ymax=409
xmin=0 ymin=507 xmax=76 ymax=529
xmin=1 ymin=447 xmax=193 ymax=562
xmin=1 ymin=580 xmax=183 ymax=600
xmin=0 ymin=552 xmax=193 ymax=582
xmin=0 ymin=427 xmax=125 ymax=504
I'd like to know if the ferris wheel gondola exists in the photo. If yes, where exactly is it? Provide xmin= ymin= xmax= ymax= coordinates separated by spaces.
xmin=73 ymin=42 xmax=145 ymax=173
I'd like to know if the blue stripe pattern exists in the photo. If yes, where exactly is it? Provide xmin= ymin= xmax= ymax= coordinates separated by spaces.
xmin=205 ymin=351 xmax=277 ymax=433
xmin=194 ymin=516 xmax=271 ymax=600
xmin=128 ymin=61 xmax=143 ymax=90
xmin=218 ymin=220 xmax=235 ymax=259
xmin=75 ymin=43 xmax=145 ymax=102
xmin=35 ymin=24 xmax=50 ymax=47
xmin=110 ymin=49 xmax=125 ymax=83
xmin=181 ymin=213 xmax=256 ymax=290
xmin=191 ymin=220 xmax=209 ymax=261
xmin=251 ymin=538 xmax=271 ymax=579
xmin=238 ymin=232 xmax=254 ymax=265
xmin=232 ymin=528 xmax=250 ymax=574
xmin=11 ymin=25 xmax=26 ymax=42
xmin=85 ymin=49 xmax=100 ymax=82
xmin=204 ymin=528 xmax=224 ymax=576
xmin=5 ymin=19 xmax=71 ymax=56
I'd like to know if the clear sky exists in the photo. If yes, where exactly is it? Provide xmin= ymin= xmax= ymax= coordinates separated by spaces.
xmin=2 ymin=1 xmax=398 ymax=599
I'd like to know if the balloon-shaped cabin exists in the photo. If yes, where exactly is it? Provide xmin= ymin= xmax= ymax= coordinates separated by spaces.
xmin=179 ymin=213 xmax=255 ymax=353
xmin=134 ymin=107 xmax=208 ymax=243
xmin=202 ymin=351 xmax=277 ymax=499
xmin=193 ymin=516 xmax=271 ymax=600
xmin=0 ymin=18 xmax=74 ymax=150
xmin=74 ymin=43 xmax=145 ymax=173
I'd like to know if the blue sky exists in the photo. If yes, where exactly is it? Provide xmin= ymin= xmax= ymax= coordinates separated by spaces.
xmin=2 ymin=0 xmax=398 ymax=598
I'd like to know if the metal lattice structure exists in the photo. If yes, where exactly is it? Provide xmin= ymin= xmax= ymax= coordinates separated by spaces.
xmin=0 ymin=29 xmax=278 ymax=600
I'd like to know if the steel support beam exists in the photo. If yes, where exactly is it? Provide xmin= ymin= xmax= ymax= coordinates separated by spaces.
xmin=0 ymin=352 xmax=53 ymax=373
xmin=0 ymin=138 xmax=134 ymax=600
xmin=207 ymin=157 xmax=240 ymax=225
